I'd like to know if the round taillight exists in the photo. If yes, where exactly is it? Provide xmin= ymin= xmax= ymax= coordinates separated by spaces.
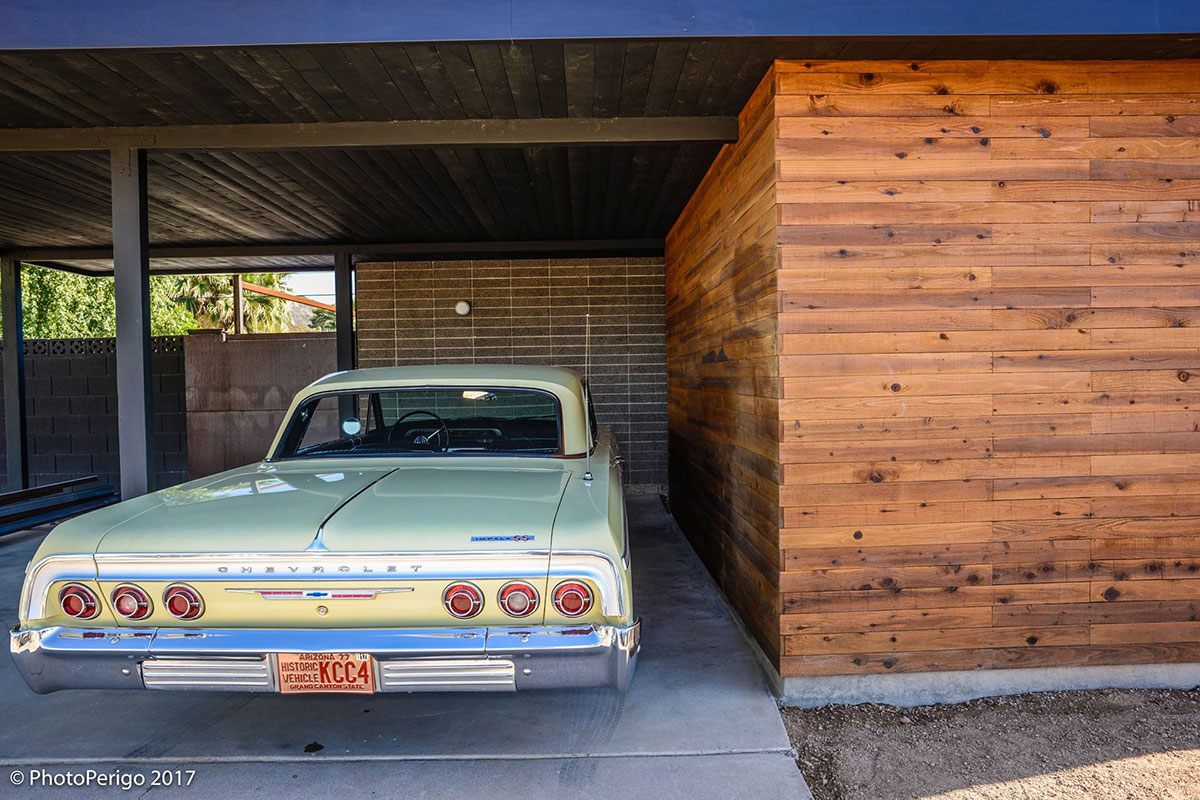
xmin=552 ymin=581 xmax=593 ymax=618
xmin=498 ymin=581 xmax=539 ymax=618
xmin=58 ymin=583 xmax=100 ymax=620
xmin=442 ymin=582 xmax=483 ymax=619
xmin=111 ymin=584 xmax=152 ymax=620
xmin=163 ymin=584 xmax=204 ymax=620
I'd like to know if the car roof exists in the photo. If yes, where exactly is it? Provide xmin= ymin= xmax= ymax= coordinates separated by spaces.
xmin=304 ymin=364 xmax=585 ymax=394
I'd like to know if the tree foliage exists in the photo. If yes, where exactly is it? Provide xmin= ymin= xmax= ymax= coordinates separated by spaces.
xmin=308 ymin=307 xmax=336 ymax=331
xmin=0 ymin=266 xmax=300 ymax=338
xmin=172 ymin=273 xmax=294 ymax=333
xmin=18 ymin=265 xmax=194 ymax=338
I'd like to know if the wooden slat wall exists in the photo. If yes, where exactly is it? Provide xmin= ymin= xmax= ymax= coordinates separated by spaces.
xmin=665 ymin=67 xmax=783 ymax=663
xmin=775 ymin=59 xmax=1200 ymax=678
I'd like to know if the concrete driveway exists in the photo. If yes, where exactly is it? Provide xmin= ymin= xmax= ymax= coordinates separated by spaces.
xmin=0 ymin=496 xmax=810 ymax=799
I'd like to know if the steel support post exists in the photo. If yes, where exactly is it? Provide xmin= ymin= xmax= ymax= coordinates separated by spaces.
xmin=1 ymin=255 xmax=28 ymax=490
xmin=110 ymin=146 xmax=154 ymax=498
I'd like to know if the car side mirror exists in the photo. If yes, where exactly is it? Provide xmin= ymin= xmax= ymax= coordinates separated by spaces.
xmin=341 ymin=418 xmax=362 ymax=436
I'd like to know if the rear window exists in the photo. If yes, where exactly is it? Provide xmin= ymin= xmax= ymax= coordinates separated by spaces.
xmin=274 ymin=386 xmax=562 ymax=459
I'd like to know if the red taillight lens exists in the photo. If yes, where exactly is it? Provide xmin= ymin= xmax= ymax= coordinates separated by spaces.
xmin=163 ymin=584 xmax=204 ymax=620
xmin=111 ymin=584 xmax=152 ymax=620
xmin=442 ymin=582 xmax=483 ymax=618
xmin=552 ymin=581 xmax=593 ymax=618
xmin=58 ymin=583 xmax=100 ymax=620
xmin=498 ymin=581 xmax=539 ymax=618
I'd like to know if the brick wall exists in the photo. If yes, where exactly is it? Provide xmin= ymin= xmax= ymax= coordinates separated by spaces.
xmin=355 ymin=258 xmax=667 ymax=490
xmin=0 ymin=337 xmax=188 ymax=491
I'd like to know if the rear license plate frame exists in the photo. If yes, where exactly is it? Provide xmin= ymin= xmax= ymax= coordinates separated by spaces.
xmin=276 ymin=652 xmax=377 ymax=694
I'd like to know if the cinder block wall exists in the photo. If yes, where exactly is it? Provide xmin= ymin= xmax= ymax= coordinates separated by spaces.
xmin=0 ymin=337 xmax=188 ymax=490
xmin=355 ymin=258 xmax=667 ymax=490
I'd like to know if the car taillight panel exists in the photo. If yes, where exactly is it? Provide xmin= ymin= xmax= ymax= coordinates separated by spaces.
xmin=163 ymin=584 xmax=204 ymax=620
xmin=58 ymin=583 xmax=100 ymax=620
xmin=552 ymin=581 xmax=593 ymax=618
xmin=498 ymin=581 xmax=539 ymax=618
xmin=111 ymin=584 xmax=152 ymax=620
xmin=443 ymin=582 xmax=484 ymax=618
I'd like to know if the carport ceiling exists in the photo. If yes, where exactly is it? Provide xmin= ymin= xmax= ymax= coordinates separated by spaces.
xmin=2 ymin=36 xmax=1200 ymax=266
xmin=4 ymin=37 xmax=1199 ymax=131
xmin=0 ymin=145 xmax=719 ymax=250
xmin=0 ymin=39 xmax=761 ymax=263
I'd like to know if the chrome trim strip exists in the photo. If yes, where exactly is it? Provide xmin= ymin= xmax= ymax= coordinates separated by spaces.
xmin=548 ymin=550 xmax=625 ymax=616
xmin=225 ymin=587 xmax=414 ymax=599
xmin=143 ymin=657 xmax=273 ymax=690
xmin=148 ymin=626 xmax=487 ymax=655
xmin=378 ymin=659 xmax=515 ymax=691
xmin=93 ymin=550 xmax=553 ymax=581
xmin=10 ymin=621 xmax=641 ymax=693
xmin=25 ymin=549 xmax=625 ymax=618
xmin=20 ymin=554 xmax=96 ymax=622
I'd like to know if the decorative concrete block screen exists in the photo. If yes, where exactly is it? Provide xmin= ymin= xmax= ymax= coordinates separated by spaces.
xmin=668 ymin=59 xmax=1200 ymax=681
xmin=0 ymin=337 xmax=187 ymax=490
xmin=355 ymin=258 xmax=667 ymax=490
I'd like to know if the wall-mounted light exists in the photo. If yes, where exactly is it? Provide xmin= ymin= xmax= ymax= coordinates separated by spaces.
xmin=454 ymin=300 xmax=472 ymax=316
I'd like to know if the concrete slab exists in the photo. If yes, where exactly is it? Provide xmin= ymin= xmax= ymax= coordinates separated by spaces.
xmin=2 ymin=753 xmax=810 ymax=800
xmin=0 ymin=497 xmax=810 ymax=799
xmin=781 ymin=662 xmax=1200 ymax=708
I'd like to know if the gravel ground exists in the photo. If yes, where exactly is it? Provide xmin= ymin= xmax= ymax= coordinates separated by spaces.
xmin=783 ymin=689 xmax=1200 ymax=800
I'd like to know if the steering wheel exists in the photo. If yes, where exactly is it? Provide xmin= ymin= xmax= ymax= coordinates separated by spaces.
xmin=388 ymin=410 xmax=451 ymax=452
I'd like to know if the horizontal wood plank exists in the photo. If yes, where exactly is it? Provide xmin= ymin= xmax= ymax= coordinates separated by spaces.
xmin=686 ymin=58 xmax=1200 ymax=680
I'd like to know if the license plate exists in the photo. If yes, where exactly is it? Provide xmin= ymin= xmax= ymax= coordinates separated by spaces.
xmin=276 ymin=653 xmax=377 ymax=694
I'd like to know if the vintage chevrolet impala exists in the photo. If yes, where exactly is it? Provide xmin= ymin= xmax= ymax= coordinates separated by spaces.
xmin=10 ymin=365 xmax=639 ymax=694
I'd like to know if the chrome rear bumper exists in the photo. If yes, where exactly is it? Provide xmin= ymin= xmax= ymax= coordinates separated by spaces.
xmin=10 ymin=621 xmax=641 ymax=694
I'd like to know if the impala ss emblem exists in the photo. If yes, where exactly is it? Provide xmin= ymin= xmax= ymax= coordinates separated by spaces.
xmin=471 ymin=535 xmax=535 ymax=542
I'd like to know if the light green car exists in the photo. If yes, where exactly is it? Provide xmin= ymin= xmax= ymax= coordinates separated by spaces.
xmin=11 ymin=365 xmax=640 ymax=694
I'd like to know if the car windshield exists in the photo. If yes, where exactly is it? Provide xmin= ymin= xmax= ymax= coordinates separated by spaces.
xmin=273 ymin=386 xmax=563 ymax=459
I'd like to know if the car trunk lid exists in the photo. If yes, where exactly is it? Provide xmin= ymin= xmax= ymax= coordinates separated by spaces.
xmin=93 ymin=466 xmax=394 ymax=554
xmin=316 ymin=463 xmax=570 ymax=552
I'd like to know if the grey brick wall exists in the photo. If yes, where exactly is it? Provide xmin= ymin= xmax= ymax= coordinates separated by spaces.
xmin=0 ymin=337 xmax=188 ymax=491
xmin=356 ymin=258 xmax=667 ymax=490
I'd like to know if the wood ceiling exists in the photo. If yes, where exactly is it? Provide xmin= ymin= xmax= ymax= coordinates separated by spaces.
xmin=0 ymin=145 xmax=720 ymax=250
xmin=1 ymin=36 xmax=1198 ymax=260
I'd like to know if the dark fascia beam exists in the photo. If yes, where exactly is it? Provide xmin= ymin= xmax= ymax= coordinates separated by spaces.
xmin=0 ymin=118 xmax=737 ymax=154
xmin=6 ymin=238 xmax=665 ymax=265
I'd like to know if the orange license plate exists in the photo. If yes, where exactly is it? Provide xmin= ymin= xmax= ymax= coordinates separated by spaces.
xmin=277 ymin=653 xmax=377 ymax=694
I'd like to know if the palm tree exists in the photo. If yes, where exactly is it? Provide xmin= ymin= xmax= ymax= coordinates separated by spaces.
xmin=173 ymin=274 xmax=231 ymax=330
xmin=173 ymin=273 xmax=294 ymax=333
xmin=240 ymin=273 xmax=294 ymax=332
